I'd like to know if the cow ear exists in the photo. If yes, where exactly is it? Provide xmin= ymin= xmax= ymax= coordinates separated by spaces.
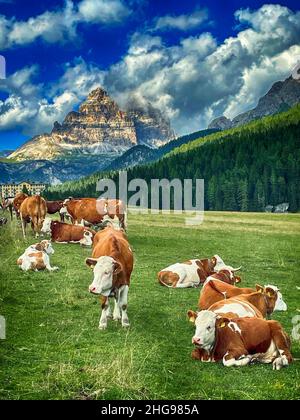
xmin=265 ymin=287 xmax=276 ymax=298
xmin=256 ymin=284 xmax=264 ymax=293
xmin=187 ymin=310 xmax=197 ymax=324
xmin=216 ymin=317 xmax=229 ymax=329
xmin=235 ymin=275 xmax=241 ymax=283
xmin=113 ymin=261 xmax=122 ymax=275
xmin=85 ymin=258 xmax=98 ymax=269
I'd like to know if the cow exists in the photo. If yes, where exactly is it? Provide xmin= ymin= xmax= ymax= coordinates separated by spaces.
xmin=17 ymin=240 xmax=58 ymax=272
xmin=1 ymin=196 xmax=14 ymax=220
xmin=199 ymin=280 xmax=287 ymax=312
xmin=13 ymin=193 xmax=28 ymax=217
xmin=207 ymin=285 xmax=278 ymax=319
xmin=41 ymin=218 xmax=95 ymax=246
xmin=63 ymin=198 xmax=127 ymax=230
xmin=19 ymin=195 xmax=47 ymax=238
xmin=46 ymin=201 xmax=65 ymax=222
xmin=86 ymin=227 xmax=134 ymax=330
xmin=157 ymin=256 xmax=241 ymax=288
xmin=188 ymin=310 xmax=292 ymax=370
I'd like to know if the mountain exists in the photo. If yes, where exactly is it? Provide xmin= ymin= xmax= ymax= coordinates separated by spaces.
xmin=0 ymin=150 xmax=14 ymax=158
xmin=45 ymin=105 xmax=300 ymax=213
xmin=106 ymin=128 xmax=218 ymax=171
xmin=209 ymin=75 xmax=300 ymax=129
xmin=8 ymin=88 xmax=174 ymax=162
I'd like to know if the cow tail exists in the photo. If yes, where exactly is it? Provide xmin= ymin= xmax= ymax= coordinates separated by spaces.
xmin=158 ymin=272 xmax=173 ymax=288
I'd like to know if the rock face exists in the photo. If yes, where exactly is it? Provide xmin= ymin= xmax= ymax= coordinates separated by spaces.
xmin=8 ymin=88 xmax=174 ymax=161
xmin=208 ymin=75 xmax=300 ymax=130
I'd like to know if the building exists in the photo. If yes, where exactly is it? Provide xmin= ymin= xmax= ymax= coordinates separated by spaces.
xmin=0 ymin=181 xmax=47 ymax=198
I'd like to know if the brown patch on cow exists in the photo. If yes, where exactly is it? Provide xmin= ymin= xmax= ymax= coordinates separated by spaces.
xmin=183 ymin=260 xmax=192 ymax=265
xmin=158 ymin=271 xmax=180 ymax=287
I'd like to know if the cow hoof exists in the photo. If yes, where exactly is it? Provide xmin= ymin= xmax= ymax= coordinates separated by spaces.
xmin=272 ymin=356 xmax=288 ymax=371
xmin=113 ymin=315 xmax=121 ymax=321
xmin=99 ymin=324 xmax=107 ymax=330
xmin=122 ymin=321 xmax=130 ymax=328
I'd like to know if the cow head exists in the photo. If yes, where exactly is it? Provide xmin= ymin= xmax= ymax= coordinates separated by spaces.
xmin=217 ymin=269 xmax=241 ymax=285
xmin=86 ymin=256 xmax=122 ymax=297
xmin=41 ymin=218 xmax=52 ymax=235
xmin=35 ymin=240 xmax=55 ymax=255
xmin=188 ymin=310 xmax=218 ymax=352
xmin=80 ymin=230 xmax=94 ymax=247
xmin=213 ymin=255 xmax=242 ymax=275
xmin=264 ymin=285 xmax=287 ymax=311
xmin=256 ymin=284 xmax=278 ymax=315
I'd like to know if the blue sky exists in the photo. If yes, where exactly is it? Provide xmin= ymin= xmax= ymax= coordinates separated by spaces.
xmin=0 ymin=0 xmax=299 ymax=151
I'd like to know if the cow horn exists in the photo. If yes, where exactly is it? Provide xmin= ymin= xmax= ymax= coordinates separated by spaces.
xmin=232 ymin=266 xmax=242 ymax=272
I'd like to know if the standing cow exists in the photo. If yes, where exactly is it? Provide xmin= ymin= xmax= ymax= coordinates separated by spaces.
xmin=86 ymin=227 xmax=134 ymax=330
xmin=46 ymin=201 xmax=65 ymax=222
xmin=63 ymin=198 xmax=127 ymax=230
xmin=13 ymin=193 xmax=28 ymax=217
xmin=20 ymin=195 xmax=47 ymax=238
xmin=1 ymin=196 xmax=14 ymax=220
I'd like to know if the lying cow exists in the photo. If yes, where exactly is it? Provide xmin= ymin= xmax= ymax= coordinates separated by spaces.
xmin=41 ymin=218 xmax=95 ymax=246
xmin=86 ymin=227 xmax=134 ymax=330
xmin=17 ymin=240 xmax=58 ymax=272
xmin=188 ymin=310 xmax=292 ymax=370
xmin=207 ymin=285 xmax=278 ymax=319
xmin=199 ymin=280 xmax=287 ymax=312
xmin=157 ymin=255 xmax=241 ymax=288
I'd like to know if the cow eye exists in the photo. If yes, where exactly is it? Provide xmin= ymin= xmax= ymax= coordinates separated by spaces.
xmin=207 ymin=326 xmax=211 ymax=331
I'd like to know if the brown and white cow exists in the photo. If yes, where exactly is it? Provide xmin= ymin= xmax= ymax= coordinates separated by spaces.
xmin=17 ymin=240 xmax=58 ymax=272
xmin=19 ymin=195 xmax=47 ymax=238
xmin=188 ymin=310 xmax=292 ymax=370
xmin=41 ymin=219 xmax=95 ymax=246
xmin=13 ymin=192 xmax=28 ymax=217
xmin=199 ymin=280 xmax=287 ymax=312
xmin=86 ymin=227 xmax=134 ymax=330
xmin=63 ymin=198 xmax=127 ymax=230
xmin=157 ymin=255 xmax=241 ymax=288
xmin=46 ymin=201 xmax=65 ymax=222
xmin=207 ymin=286 xmax=278 ymax=319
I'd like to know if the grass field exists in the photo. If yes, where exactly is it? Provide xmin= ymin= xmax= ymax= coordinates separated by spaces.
xmin=0 ymin=211 xmax=299 ymax=400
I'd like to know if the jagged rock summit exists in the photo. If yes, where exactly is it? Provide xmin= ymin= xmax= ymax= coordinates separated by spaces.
xmin=9 ymin=87 xmax=175 ymax=161
xmin=208 ymin=75 xmax=300 ymax=130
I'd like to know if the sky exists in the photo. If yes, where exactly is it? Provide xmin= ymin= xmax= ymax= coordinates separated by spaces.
xmin=0 ymin=0 xmax=299 ymax=151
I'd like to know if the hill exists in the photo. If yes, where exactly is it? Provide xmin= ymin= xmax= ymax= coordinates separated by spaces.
xmin=46 ymin=105 xmax=300 ymax=212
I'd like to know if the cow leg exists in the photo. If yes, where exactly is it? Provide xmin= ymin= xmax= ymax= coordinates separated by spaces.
xmin=222 ymin=350 xmax=251 ymax=367
xmin=113 ymin=295 xmax=121 ymax=321
xmin=20 ymin=214 xmax=26 ymax=238
xmin=269 ymin=322 xmax=292 ymax=371
xmin=119 ymin=285 xmax=130 ymax=328
xmin=44 ymin=254 xmax=59 ymax=272
xmin=192 ymin=348 xmax=213 ymax=362
xmin=99 ymin=296 xmax=110 ymax=330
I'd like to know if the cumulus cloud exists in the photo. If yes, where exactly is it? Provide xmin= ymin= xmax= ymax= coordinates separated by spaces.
xmin=0 ymin=0 xmax=130 ymax=49
xmin=152 ymin=8 xmax=208 ymax=32
xmin=1 ymin=4 xmax=300 ymax=137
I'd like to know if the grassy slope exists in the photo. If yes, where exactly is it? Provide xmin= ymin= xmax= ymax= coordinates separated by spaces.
xmin=0 ymin=211 xmax=299 ymax=400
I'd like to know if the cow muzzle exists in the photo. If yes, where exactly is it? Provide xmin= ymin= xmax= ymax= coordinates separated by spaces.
xmin=192 ymin=337 xmax=201 ymax=346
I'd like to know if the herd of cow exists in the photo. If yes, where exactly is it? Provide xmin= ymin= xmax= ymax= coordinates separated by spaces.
xmin=0 ymin=193 xmax=293 ymax=372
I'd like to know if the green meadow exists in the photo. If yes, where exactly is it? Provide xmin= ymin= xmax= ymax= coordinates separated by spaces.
xmin=0 ymin=211 xmax=299 ymax=400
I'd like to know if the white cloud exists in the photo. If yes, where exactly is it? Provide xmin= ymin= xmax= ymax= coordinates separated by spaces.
xmin=1 ymin=4 xmax=300 ymax=137
xmin=152 ymin=8 xmax=208 ymax=32
xmin=0 ymin=0 xmax=130 ymax=49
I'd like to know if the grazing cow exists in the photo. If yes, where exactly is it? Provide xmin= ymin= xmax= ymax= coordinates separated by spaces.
xmin=1 ymin=196 xmax=14 ymax=220
xmin=188 ymin=310 xmax=292 ymax=370
xmin=20 ymin=195 xmax=47 ymax=238
xmin=41 ymin=219 xmax=95 ymax=246
xmin=46 ymin=201 xmax=65 ymax=222
xmin=63 ymin=198 xmax=127 ymax=230
xmin=157 ymin=256 xmax=241 ymax=288
xmin=207 ymin=285 xmax=278 ymax=319
xmin=199 ymin=280 xmax=287 ymax=312
xmin=13 ymin=193 xmax=28 ymax=217
xmin=86 ymin=227 xmax=134 ymax=330
xmin=17 ymin=240 xmax=58 ymax=272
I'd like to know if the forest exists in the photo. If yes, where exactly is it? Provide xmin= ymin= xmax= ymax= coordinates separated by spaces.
xmin=46 ymin=105 xmax=300 ymax=212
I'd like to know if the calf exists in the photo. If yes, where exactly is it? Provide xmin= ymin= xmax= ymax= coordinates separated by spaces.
xmin=199 ymin=280 xmax=287 ymax=312
xmin=86 ymin=227 xmax=134 ymax=330
xmin=41 ymin=218 xmax=95 ymax=246
xmin=207 ymin=285 xmax=278 ymax=319
xmin=188 ymin=310 xmax=292 ymax=370
xmin=17 ymin=240 xmax=58 ymax=272
xmin=157 ymin=256 xmax=241 ymax=288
